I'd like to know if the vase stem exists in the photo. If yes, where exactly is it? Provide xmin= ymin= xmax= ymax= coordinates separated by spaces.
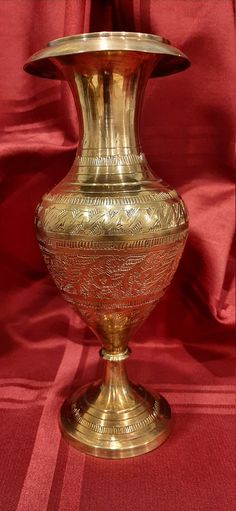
xmin=101 ymin=356 xmax=132 ymax=410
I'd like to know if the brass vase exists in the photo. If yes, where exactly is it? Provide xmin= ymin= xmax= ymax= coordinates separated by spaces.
xmin=24 ymin=32 xmax=190 ymax=459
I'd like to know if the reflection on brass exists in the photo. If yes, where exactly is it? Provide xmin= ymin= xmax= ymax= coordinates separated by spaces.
xmin=24 ymin=32 xmax=190 ymax=459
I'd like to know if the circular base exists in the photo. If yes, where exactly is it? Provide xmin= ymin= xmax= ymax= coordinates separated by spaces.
xmin=60 ymin=383 xmax=171 ymax=459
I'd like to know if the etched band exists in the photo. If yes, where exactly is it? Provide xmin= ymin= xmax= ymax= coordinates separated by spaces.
xmin=64 ymin=295 xmax=162 ymax=309
xmin=38 ymin=229 xmax=188 ymax=251
xmin=78 ymin=153 xmax=145 ymax=166
xmin=38 ymin=237 xmax=186 ymax=312
xmin=99 ymin=348 xmax=131 ymax=361
xmin=71 ymin=400 xmax=160 ymax=435
xmin=43 ymin=190 xmax=178 ymax=206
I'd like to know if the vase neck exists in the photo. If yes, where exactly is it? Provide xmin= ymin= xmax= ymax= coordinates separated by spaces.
xmin=61 ymin=52 xmax=157 ymax=181
xmin=74 ymin=69 xmax=139 ymax=155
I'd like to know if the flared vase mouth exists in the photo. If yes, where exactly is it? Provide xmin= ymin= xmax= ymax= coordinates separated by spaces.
xmin=49 ymin=31 xmax=170 ymax=47
xmin=24 ymin=30 xmax=190 ymax=79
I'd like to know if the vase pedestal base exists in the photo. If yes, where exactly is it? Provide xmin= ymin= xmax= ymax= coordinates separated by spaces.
xmin=60 ymin=380 xmax=171 ymax=459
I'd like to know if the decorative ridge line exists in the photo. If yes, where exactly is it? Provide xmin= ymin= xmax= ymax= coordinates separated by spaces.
xmin=38 ymin=229 xmax=188 ymax=250
xmin=44 ymin=190 xmax=178 ymax=205
xmin=64 ymin=295 xmax=161 ymax=309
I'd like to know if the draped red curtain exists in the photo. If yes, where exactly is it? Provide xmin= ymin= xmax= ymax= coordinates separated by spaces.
xmin=0 ymin=1 xmax=235 ymax=510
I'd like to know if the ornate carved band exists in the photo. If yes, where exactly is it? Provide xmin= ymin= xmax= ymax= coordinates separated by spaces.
xmin=78 ymin=153 xmax=145 ymax=166
xmin=71 ymin=400 xmax=160 ymax=435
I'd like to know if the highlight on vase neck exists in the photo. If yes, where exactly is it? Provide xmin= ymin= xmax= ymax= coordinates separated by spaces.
xmin=54 ymin=52 xmax=158 ymax=188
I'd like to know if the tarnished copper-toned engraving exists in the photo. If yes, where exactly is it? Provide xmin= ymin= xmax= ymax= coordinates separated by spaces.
xmin=40 ymin=242 xmax=185 ymax=303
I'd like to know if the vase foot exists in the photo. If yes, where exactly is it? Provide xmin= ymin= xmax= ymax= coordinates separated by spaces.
xmin=59 ymin=382 xmax=171 ymax=459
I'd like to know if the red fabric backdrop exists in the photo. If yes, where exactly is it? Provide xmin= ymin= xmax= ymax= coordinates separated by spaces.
xmin=0 ymin=1 xmax=235 ymax=510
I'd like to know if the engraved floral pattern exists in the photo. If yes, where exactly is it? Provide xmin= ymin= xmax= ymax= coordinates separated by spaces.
xmin=42 ymin=239 xmax=185 ymax=303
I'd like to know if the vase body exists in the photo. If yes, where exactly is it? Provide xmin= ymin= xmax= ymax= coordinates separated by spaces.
xmin=25 ymin=32 xmax=190 ymax=458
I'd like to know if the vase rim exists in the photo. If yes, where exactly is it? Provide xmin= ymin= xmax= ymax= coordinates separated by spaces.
xmin=24 ymin=30 xmax=190 ymax=79
xmin=48 ymin=31 xmax=170 ymax=47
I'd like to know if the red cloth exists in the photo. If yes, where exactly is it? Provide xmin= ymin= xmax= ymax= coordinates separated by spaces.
xmin=0 ymin=1 xmax=235 ymax=510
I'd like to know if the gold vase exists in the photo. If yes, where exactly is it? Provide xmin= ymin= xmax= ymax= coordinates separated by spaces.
xmin=24 ymin=32 xmax=190 ymax=459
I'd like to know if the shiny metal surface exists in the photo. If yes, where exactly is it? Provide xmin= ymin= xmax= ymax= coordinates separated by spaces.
xmin=24 ymin=30 xmax=190 ymax=79
xmin=25 ymin=32 xmax=190 ymax=458
xmin=60 ymin=355 xmax=171 ymax=458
